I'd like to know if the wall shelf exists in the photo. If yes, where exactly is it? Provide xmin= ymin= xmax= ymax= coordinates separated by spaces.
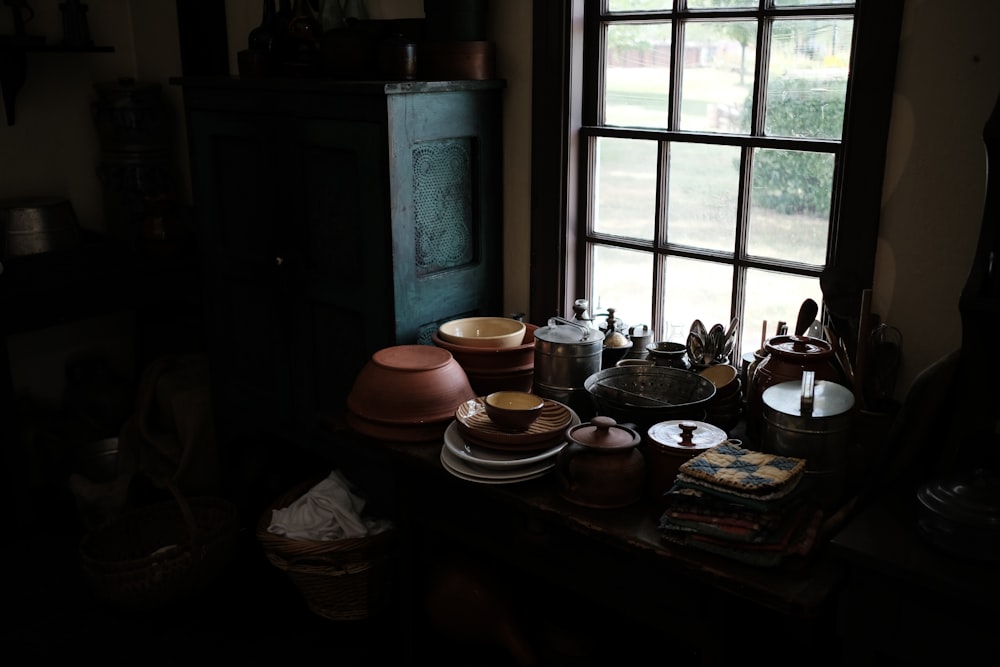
xmin=0 ymin=38 xmax=114 ymax=126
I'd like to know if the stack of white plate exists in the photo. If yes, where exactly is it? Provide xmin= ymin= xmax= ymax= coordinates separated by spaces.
xmin=439 ymin=397 xmax=580 ymax=485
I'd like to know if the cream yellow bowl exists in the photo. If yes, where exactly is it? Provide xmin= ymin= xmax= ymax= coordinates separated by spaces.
xmin=484 ymin=390 xmax=545 ymax=431
xmin=438 ymin=316 xmax=526 ymax=349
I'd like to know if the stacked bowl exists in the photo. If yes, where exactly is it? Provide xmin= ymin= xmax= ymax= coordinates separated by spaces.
xmin=346 ymin=344 xmax=477 ymax=442
xmin=432 ymin=317 xmax=538 ymax=395
xmin=698 ymin=363 xmax=742 ymax=431
xmin=439 ymin=393 xmax=579 ymax=485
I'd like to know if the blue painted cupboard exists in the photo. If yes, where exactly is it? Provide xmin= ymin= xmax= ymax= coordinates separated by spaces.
xmin=175 ymin=77 xmax=505 ymax=453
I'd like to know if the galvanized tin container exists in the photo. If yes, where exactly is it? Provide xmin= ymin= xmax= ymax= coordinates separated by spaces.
xmin=762 ymin=370 xmax=855 ymax=509
xmin=1 ymin=197 xmax=82 ymax=259
xmin=532 ymin=317 xmax=604 ymax=420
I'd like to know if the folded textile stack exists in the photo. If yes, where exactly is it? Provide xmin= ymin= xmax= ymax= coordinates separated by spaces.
xmin=658 ymin=441 xmax=823 ymax=567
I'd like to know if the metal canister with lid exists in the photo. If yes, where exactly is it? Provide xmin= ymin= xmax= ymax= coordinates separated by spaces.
xmin=762 ymin=370 xmax=855 ymax=510
xmin=532 ymin=317 xmax=605 ymax=420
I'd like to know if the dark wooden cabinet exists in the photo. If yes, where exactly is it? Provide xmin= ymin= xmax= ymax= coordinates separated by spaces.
xmin=175 ymin=78 xmax=504 ymax=453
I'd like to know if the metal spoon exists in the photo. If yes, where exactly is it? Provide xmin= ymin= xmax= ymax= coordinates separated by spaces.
xmin=723 ymin=316 xmax=739 ymax=346
xmin=686 ymin=331 xmax=705 ymax=365
xmin=707 ymin=323 xmax=725 ymax=362
xmin=690 ymin=319 xmax=707 ymax=339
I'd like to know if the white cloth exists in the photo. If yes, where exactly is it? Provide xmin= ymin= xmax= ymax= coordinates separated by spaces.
xmin=268 ymin=470 xmax=374 ymax=540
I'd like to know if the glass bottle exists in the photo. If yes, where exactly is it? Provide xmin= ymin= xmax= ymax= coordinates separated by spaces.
xmin=248 ymin=0 xmax=277 ymax=54
xmin=283 ymin=0 xmax=322 ymax=76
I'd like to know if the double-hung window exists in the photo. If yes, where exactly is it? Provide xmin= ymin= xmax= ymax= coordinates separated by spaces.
xmin=529 ymin=0 xmax=903 ymax=361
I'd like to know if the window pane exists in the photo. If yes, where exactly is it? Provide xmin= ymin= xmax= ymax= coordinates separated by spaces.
xmin=592 ymin=245 xmax=654 ymax=329
xmin=741 ymin=269 xmax=822 ymax=358
xmin=608 ymin=0 xmax=672 ymax=11
xmin=747 ymin=148 xmax=832 ymax=265
xmin=605 ymin=22 xmax=672 ymax=128
xmin=776 ymin=0 xmax=855 ymax=6
xmin=680 ymin=20 xmax=755 ymax=133
xmin=662 ymin=256 xmax=732 ymax=341
xmin=688 ymin=0 xmax=757 ymax=7
xmin=667 ymin=142 xmax=740 ymax=251
xmin=593 ymin=137 xmax=658 ymax=239
xmin=766 ymin=19 xmax=853 ymax=140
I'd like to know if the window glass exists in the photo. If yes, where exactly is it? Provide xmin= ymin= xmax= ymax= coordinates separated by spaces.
xmin=666 ymin=142 xmax=740 ymax=251
xmin=604 ymin=22 xmax=672 ymax=128
xmin=661 ymin=256 xmax=733 ymax=342
xmin=747 ymin=147 xmax=833 ymax=265
xmin=608 ymin=0 xmax=672 ymax=11
xmin=593 ymin=245 xmax=655 ymax=328
xmin=743 ymin=269 xmax=822 ymax=356
xmin=766 ymin=18 xmax=853 ymax=140
xmin=776 ymin=0 xmax=855 ymax=6
xmin=687 ymin=1 xmax=758 ymax=8
xmin=593 ymin=137 xmax=659 ymax=240
xmin=679 ymin=20 xmax=756 ymax=133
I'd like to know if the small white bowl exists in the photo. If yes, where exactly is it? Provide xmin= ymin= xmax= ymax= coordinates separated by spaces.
xmin=438 ymin=317 xmax=526 ymax=349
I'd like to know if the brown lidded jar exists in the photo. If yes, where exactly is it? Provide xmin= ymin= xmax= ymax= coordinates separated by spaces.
xmin=556 ymin=416 xmax=645 ymax=509
xmin=745 ymin=334 xmax=842 ymax=448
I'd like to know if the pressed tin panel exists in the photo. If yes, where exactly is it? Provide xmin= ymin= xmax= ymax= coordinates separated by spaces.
xmin=413 ymin=137 xmax=476 ymax=275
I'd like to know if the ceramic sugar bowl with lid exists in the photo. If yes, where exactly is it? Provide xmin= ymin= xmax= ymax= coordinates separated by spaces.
xmin=556 ymin=416 xmax=645 ymax=509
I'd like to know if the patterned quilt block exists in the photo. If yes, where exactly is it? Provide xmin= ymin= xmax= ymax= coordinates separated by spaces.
xmin=677 ymin=442 xmax=806 ymax=495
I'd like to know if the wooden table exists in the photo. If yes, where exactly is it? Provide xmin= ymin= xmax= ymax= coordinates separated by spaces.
xmin=320 ymin=420 xmax=852 ymax=666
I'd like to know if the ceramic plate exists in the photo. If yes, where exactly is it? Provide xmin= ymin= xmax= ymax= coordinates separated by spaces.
xmin=455 ymin=397 xmax=574 ymax=449
xmin=443 ymin=417 xmax=576 ymax=470
xmin=439 ymin=443 xmax=555 ymax=482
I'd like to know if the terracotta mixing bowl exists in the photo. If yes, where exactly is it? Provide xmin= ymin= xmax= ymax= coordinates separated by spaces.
xmin=346 ymin=345 xmax=476 ymax=425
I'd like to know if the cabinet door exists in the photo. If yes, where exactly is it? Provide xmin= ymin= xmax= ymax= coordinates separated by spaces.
xmin=385 ymin=88 xmax=504 ymax=344
xmin=277 ymin=118 xmax=395 ymax=431
xmin=187 ymin=111 xmax=294 ymax=442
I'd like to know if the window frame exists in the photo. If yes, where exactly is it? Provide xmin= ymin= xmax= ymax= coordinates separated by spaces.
xmin=529 ymin=0 xmax=903 ymax=354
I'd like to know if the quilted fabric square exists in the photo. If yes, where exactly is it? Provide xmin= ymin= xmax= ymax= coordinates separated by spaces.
xmin=677 ymin=442 xmax=806 ymax=494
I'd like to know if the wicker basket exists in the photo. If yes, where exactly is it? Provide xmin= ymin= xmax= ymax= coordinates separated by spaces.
xmin=256 ymin=479 xmax=395 ymax=621
xmin=79 ymin=481 xmax=240 ymax=610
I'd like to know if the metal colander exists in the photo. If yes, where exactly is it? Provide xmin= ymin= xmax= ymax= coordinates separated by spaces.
xmin=584 ymin=366 xmax=717 ymax=429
